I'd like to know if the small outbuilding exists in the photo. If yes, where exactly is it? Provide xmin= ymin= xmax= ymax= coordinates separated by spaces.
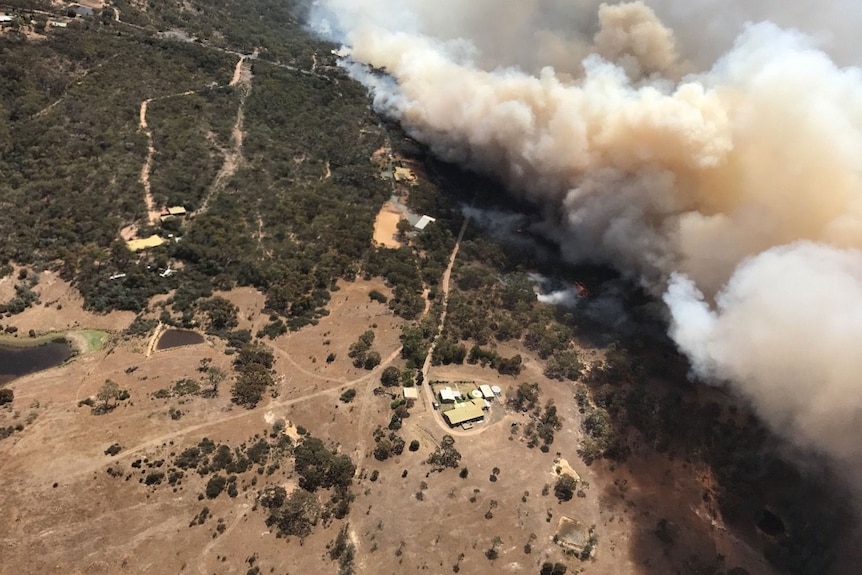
xmin=402 ymin=387 xmax=419 ymax=400
xmin=439 ymin=388 xmax=462 ymax=403
xmin=479 ymin=384 xmax=495 ymax=399
xmin=414 ymin=215 xmax=436 ymax=230
xmin=69 ymin=5 xmax=94 ymax=17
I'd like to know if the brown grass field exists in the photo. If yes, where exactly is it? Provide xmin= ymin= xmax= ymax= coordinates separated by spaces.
xmin=0 ymin=275 xmax=789 ymax=575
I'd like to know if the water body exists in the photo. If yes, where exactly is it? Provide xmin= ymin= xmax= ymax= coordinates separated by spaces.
xmin=0 ymin=341 xmax=75 ymax=384
xmin=156 ymin=329 xmax=205 ymax=350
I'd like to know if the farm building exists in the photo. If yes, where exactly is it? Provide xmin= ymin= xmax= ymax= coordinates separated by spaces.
xmin=443 ymin=399 xmax=485 ymax=427
xmin=439 ymin=388 xmax=462 ymax=403
xmin=414 ymin=215 xmax=436 ymax=230
xmin=479 ymin=384 xmax=495 ymax=399
xmin=126 ymin=235 xmax=165 ymax=252
xmin=393 ymin=166 xmax=417 ymax=183
xmin=402 ymin=387 xmax=419 ymax=400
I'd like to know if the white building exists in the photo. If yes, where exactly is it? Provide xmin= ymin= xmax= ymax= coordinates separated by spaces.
xmin=414 ymin=215 xmax=436 ymax=230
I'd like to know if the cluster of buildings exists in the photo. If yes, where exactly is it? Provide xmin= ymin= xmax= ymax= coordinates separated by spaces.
xmin=126 ymin=206 xmax=188 ymax=252
xmin=437 ymin=384 xmax=501 ymax=428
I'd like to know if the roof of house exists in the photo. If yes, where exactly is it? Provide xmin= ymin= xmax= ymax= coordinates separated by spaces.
xmin=443 ymin=402 xmax=485 ymax=426
xmin=402 ymin=387 xmax=419 ymax=399
xmin=414 ymin=215 xmax=436 ymax=230
xmin=439 ymin=388 xmax=462 ymax=402
xmin=167 ymin=206 xmax=187 ymax=216
xmin=127 ymin=235 xmax=166 ymax=252
xmin=70 ymin=5 xmax=95 ymax=16
xmin=0 ymin=15 xmax=13 ymax=22
xmin=393 ymin=166 xmax=417 ymax=182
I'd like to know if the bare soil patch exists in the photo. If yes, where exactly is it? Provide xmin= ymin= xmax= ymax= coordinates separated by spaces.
xmin=0 ymin=280 xmax=785 ymax=575
xmin=372 ymin=201 xmax=404 ymax=248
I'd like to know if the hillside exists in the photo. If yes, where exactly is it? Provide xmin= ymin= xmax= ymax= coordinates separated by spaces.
xmin=0 ymin=2 xmax=858 ymax=575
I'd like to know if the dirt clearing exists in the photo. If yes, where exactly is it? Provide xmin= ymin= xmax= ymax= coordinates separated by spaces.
xmin=372 ymin=200 xmax=404 ymax=248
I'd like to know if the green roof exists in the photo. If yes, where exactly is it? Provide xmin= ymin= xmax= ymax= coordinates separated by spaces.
xmin=443 ymin=401 xmax=484 ymax=426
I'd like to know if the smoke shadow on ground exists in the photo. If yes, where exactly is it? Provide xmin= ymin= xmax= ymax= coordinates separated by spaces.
xmin=578 ymin=335 xmax=858 ymax=575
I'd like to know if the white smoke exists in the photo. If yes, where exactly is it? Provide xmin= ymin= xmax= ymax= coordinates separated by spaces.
xmin=312 ymin=1 xmax=862 ymax=479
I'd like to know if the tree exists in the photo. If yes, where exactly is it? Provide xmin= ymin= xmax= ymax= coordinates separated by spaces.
xmin=234 ymin=343 xmax=275 ymax=371
xmin=0 ymin=388 xmax=13 ymax=406
xmin=231 ymin=363 xmax=271 ymax=408
xmin=509 ymin=382 xmax=540 ymax=412
xmin=97 ymin=379 xmax=121 ymax=409
xmin=373 ymin=438 xmax=393 ymax=461
xmin=554 ymin=474 xmax=577 ymax=502
xmin=540 ymin=563 xmax=567 ymax=575
xmin=206 ymin=367 xmax=227 ymax=396
xmin=206 ymin=475 xmax=227 ymax=499
xmin=427 ymin=435 xmax=461 ymax=471
xmin=544 ymin=350 xmax=583 ymax=381
xmin=267 ymin=488 xmax=321 ymax=538
xmin=380 ymin=366 xmax=400 ymax=387
xmin=293 ymin=436 xmax=355 ymax=491
xmin=363 ymin=351 xmax=381 ymax=370
xmin=199 ymin=296 xmax=238 ymax=332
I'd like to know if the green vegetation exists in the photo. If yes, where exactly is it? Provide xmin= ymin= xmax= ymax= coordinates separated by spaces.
xmin=339 ymin=388 xmax=356 ymax=403
xmin=93 ymin=379 xmax=126 ymax=414
xmin=348 ymin=330 xmax=380 ymax=370
xmin=554 ymin=474 xmax=577 ymax=502
xmin=379 ymin=365 xmax=400 ymax=387
xmin=371 ymin=426 xmax=405 ymax=461
xmin=231 ymin=342 xmax=275 ymax=408
xmin=70 ymin=330 xmax=109 ymax=353
xmin=426 ymin=435 xmax=461 ymax=472
xmin=259 ymin=435 xmax=356 ymax=539
xmin=292 ymin=436 xmax=355 ymax=492
xmin=0 ymin=0 xmax=395 ymax=327
xmin=368 ymin=289 xmax=388 ymax=304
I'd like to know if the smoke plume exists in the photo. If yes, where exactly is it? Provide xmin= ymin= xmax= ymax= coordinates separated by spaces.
xmin=312 ymin=1 xmax=862 ymax=479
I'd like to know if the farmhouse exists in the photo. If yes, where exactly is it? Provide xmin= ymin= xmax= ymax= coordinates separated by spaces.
xmin=443 ymin=399 xmax=485 ymax=427
xmin=393 ymin=166 xmax=417 ymax=183
xmin=126 ymin=235 xmax=165 ymax=252
xmin=439 ymin=388 xmax=462 ymax=403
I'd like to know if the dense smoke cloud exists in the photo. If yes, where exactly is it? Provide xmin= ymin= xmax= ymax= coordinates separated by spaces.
xmin=311 ymin=1 xmax=862 ymax=478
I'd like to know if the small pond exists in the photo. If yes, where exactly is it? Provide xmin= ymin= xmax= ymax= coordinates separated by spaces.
xmin=156 ymin=329 xmax=205 ymax=350
xmin=0 ymin=340 xmax=75 ymax=384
